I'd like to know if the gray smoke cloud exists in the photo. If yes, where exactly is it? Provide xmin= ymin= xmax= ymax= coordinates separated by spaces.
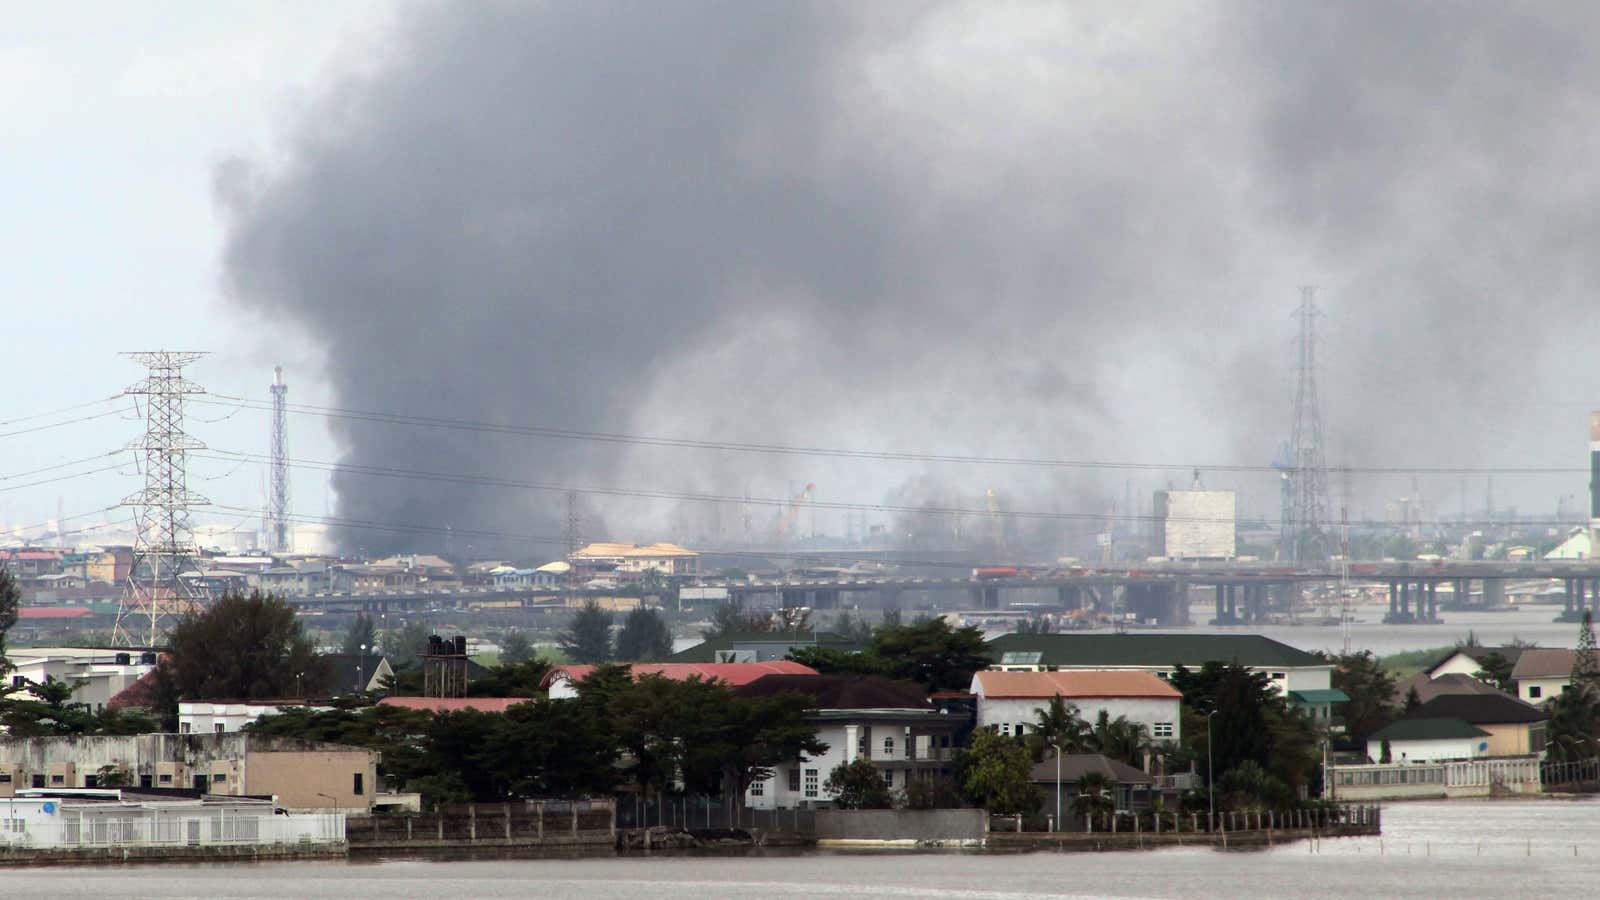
xmin=218 ymin=2 xmax=1600 ymax=558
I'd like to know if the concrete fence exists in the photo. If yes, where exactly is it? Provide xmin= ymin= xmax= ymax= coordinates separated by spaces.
xmin=813 ymin=809 xmax=988 ymax=842
xmin=346 ymin=799 xmax=615 ymax=850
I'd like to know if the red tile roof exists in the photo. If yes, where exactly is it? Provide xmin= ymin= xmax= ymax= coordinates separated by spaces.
xmin=541 ymin=661 xmax=817 ymax=690
xmin=971 ymin=669 xmax=1181 ymax=700
xmin=377 ymin=697 xmax=530 ymax=714
xmin=18 ymin=606 xmax=92 ymax=619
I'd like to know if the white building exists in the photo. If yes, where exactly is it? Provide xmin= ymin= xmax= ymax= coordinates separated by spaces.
xmin=733 ymin=675 xmax=966 ymax=810
xmin=0 ymin=789 xmax=343 ymax=851
xmin=178 ymin=701 xmax=332 ymax=735
xmin=4 ymin=648 xmax=159 ymax=713
xmin=569 ymin=542 xmax=700 ymax=576
xmin=1509 ymin=649 xmax=1576 ymax=705
xmin=1364 ymin=718 xmax=1490 ymax=763
xmin=969 ymin=670 xmax=1183 ymax=742
xmin=1152 ymin=489 xmax=1235 ymax=560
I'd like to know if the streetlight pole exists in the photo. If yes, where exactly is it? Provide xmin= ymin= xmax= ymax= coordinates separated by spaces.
xmin=1206 ymin=709 xmax=1218 ymax=831
xmin=1052 ymin=742 xmax=1063 ymax=832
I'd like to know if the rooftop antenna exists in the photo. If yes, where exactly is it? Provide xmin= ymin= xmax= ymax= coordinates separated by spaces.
xmin=268 ymin=366 xmax=291 ymax=554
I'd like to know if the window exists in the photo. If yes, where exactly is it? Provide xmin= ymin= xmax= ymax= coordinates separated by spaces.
xmin=1530 ymin=685 xmax=1543 ymax=699
xmin=788 ymin=767 xmax=801 ymax=792
xmin=353 ymin=773 xmax=364 ymax=795
xmin=50 ymin=775 xmax=64 ymax=785
xmin=750 ymin=779 xmax=765 ymax=797
xmin=180 ymin=722 xmax=192 ymax=734
xmin=158 ymin=774 xmax=172 ymax=784
xmin=84 ymin=775 xmax=99 ymax=788
xmin=804 ymin=768 xmax=818 ymax=798
xmin=214 ymin=723 xmax=225 ymax=734
xmin=1153 ymin=722 xmax=1175 ymax=738
xmin=0 ymin=773 xmax=10 ymax=784
xmin=883 ymin=769 xmax=894 ymax=787
xmin=883 ymin=736 xmax=896 ymax=757
xmin=9 ymin=676 xmax=22 ymax=688
xmin=1271 ymin=672 xmax=1286 ymax=680
xmin=31 ymin=775 xmax=44 ymax=788
xmin=213 ymin=773 xmax=227 ymax=784
xmin=1015 ymin=724 xmax=1027 ymax=736
xmin=1000 ymin=723 xmax=1011 ymax=737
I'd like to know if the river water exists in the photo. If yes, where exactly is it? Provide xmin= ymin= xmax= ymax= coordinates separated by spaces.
xmin=7 ymin=799 xmax=1600 ymax=899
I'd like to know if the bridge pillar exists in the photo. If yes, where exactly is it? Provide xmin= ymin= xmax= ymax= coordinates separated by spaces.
xmin=1427 ymin=582 xmax=1438 ymax=622
xmin=1593 ymin=578 xmax=1599 ymax=613
xmin=879 ymin=586 xmax=900 ymax=612
xmin=982 ymin=586 xmax=1001 ymax=610
xmin=781 ymin=589 xmax=807 ymax=609
xmin=1387 ymin=581 xmax=1397 ymax=618
xmin=1481 ymin=577 xmax=1504 ymax=608
xmin=1214 ymin=585 xmax=1225 ymax=623
xmin=1565 ymin=580 xmax=1576 ymax=616
xmin=812 ymin=589 xmax=838 ymax=611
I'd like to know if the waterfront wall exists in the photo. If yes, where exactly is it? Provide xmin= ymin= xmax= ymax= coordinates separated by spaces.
xmin=345 ymin=799 xmax=615 ymax=852
xmin=813 ymin=809 xmax=988 ymax=842
xmin=1332 ymin=757 xmax=1540 ymax=801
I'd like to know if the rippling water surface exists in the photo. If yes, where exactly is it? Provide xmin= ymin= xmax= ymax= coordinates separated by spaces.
xmin=8 ymin=799 xmax=1600 ymax=899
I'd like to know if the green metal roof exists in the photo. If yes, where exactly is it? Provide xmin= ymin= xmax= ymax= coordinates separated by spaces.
xmin=985 ymin=633 xmax=1328 ymax=669
xmin=1369 ymin=717 xmax=1489 ymax=742
xmin=1289 ymin=689 xmax=1350 ymax=704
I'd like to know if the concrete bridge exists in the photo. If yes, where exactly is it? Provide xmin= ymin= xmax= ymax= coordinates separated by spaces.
xmin=279 ymin=559 xmax=1600 ymax=627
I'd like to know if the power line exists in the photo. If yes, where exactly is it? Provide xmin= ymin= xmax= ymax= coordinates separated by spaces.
xmin=0 ymin=450 xmax=129 ymax=484
xmin=193 ymin=394 xmax=1593 ymax=476
xmin=0 ymin=395 xmax=122 ymax=426
xmin=0 ymin=407 xmax=128 ymax=440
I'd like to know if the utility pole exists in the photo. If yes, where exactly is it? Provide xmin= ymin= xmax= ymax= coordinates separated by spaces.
xmin=1288 ymin=287 xmax=1330 ymax=561
xmin=268 ymin=366 xmax=290 ymax=554
xmin=114 ymin=351 xmax=210 ymax=647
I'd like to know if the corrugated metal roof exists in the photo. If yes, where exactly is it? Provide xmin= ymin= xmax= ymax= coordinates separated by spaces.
xmin=971 ymin=669 xmax=1181 ymax=699
xmin=542 ymin=660 xmax=816 ymax=689
xmin=571 ymin=542 xmax=698 ymax=558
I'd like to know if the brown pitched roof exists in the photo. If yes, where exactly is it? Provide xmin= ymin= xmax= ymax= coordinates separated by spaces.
xmin=1412 ymin=692 xmax=1547 ymax=725
xmin=972 ymin=670 xmax=1181 ymax=700
xmin=1512 ymin=649 xmax=1578 ymax=681
xmin=1028 ymin=753 xmax=1153 ymax=785
xmin=1392 ymin=672 xmax=1508 ymax=705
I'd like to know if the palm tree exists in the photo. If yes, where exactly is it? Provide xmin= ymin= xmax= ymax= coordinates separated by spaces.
xmin=1030 ymin=696 xmax=1093 ymax=757
xmin=1089 ymin=710 xmax=1153 ymax=769
xmin=1072 ymin=770 xmax=1115 ymax=818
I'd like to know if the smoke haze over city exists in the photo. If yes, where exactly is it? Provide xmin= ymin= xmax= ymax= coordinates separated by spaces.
xmin=211 ymin=2 xmax=1600 ymax=556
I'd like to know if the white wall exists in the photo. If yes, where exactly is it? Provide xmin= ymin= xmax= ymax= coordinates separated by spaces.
xmin=1429 ymin=652 xmax=1483 ymax=679
xmin=6 ymin=654 xmax=154 ymax=712
xmin=1363 ymin=736 xmax=1483 ymax=763
xmin=976 ymin=696 xmax=1181 ymax=742
xmin=1518 ymin=676 xmax=1566 ymax=705
xmin=745 ymin=720 xmax=946 ymax=810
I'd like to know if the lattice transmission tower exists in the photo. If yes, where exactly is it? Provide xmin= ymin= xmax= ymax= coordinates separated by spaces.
xmin=268 ymin=366 xmax=291 ymax=553
xmin=114 ymin=351 xmax=211 ymax=646
xmin=1287 ymin=287 xmax=1331 ymax=561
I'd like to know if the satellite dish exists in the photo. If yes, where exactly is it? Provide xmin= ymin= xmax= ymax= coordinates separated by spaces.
xmin=1478 ymin=742 xmax=1488 ymax=752
xmin=41 ymin=802 xmax=56 ymax=814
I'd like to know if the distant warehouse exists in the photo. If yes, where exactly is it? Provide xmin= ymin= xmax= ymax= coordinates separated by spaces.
xmin=1152 ymin=489 xmax=1236 ymax=560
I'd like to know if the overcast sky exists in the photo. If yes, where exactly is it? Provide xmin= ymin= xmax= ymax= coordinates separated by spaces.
xmin=6 ymin=2 xmax=1600 ymax=558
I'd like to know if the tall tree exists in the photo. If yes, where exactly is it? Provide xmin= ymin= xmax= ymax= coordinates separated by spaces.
xmin=1474 ymin=652 xmax=1516 ymax=693
xmin=500 ymin=629 xmax=534 ymax=664
xmin=559 ymin=599 xmax=613 ymax=664
xmin=959 ymin=728 xmax=1040 ymax=815
xmin=614 ymin=606 xmax=673 ymax=662
xmin=1029 ymin=696 xmax=1093 ymax=754
xmin=342 ymin=613 xmax=378 ymax=656
xmin=383 ymin=620 xmax=433 ymax=669
xmin=0 ymin=566 xmax=18 ymax=668
xmin=1088 ymin=710 xmax=1152 ymax=768
xmin=1327 ymin=651 xmax=1397 ymax=744
xmin=1575 ymin=611 xmax=1600 ymax=689
xmin=165 ymin=591 xmax=331 ymax=700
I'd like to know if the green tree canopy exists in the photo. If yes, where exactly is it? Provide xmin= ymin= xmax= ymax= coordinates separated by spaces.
xmin=560 ymin=599 xmax=613 ymax=664
xmin=164 ymin=591 xmax=331 ymax=700
xmin=1327 ymin=650 xmax=1397 ymax=744
xmin=959 ymin=728 xmax=1039 ymax=815
xmin=791 ymin=617 xmax=988 ymax=694
xmin=614 ymin=606 xmax=673 ymax=662
xmin=1474 ymin=652 xmax=1515 ymax=693
xmin=1029 ymin=696 xmax=1093 ymax=755
xmin=824 ymin=757 xmax=894 ymax=809
xmin=382 ymin=620 xmax=432 ymax=669
xmin=500 ymin=629 xmax=535 ymax=664
xmin=0 ymin=566 xmax=18 ymax=668
xmin=341 ymin=613 xmax=378 ymax=656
